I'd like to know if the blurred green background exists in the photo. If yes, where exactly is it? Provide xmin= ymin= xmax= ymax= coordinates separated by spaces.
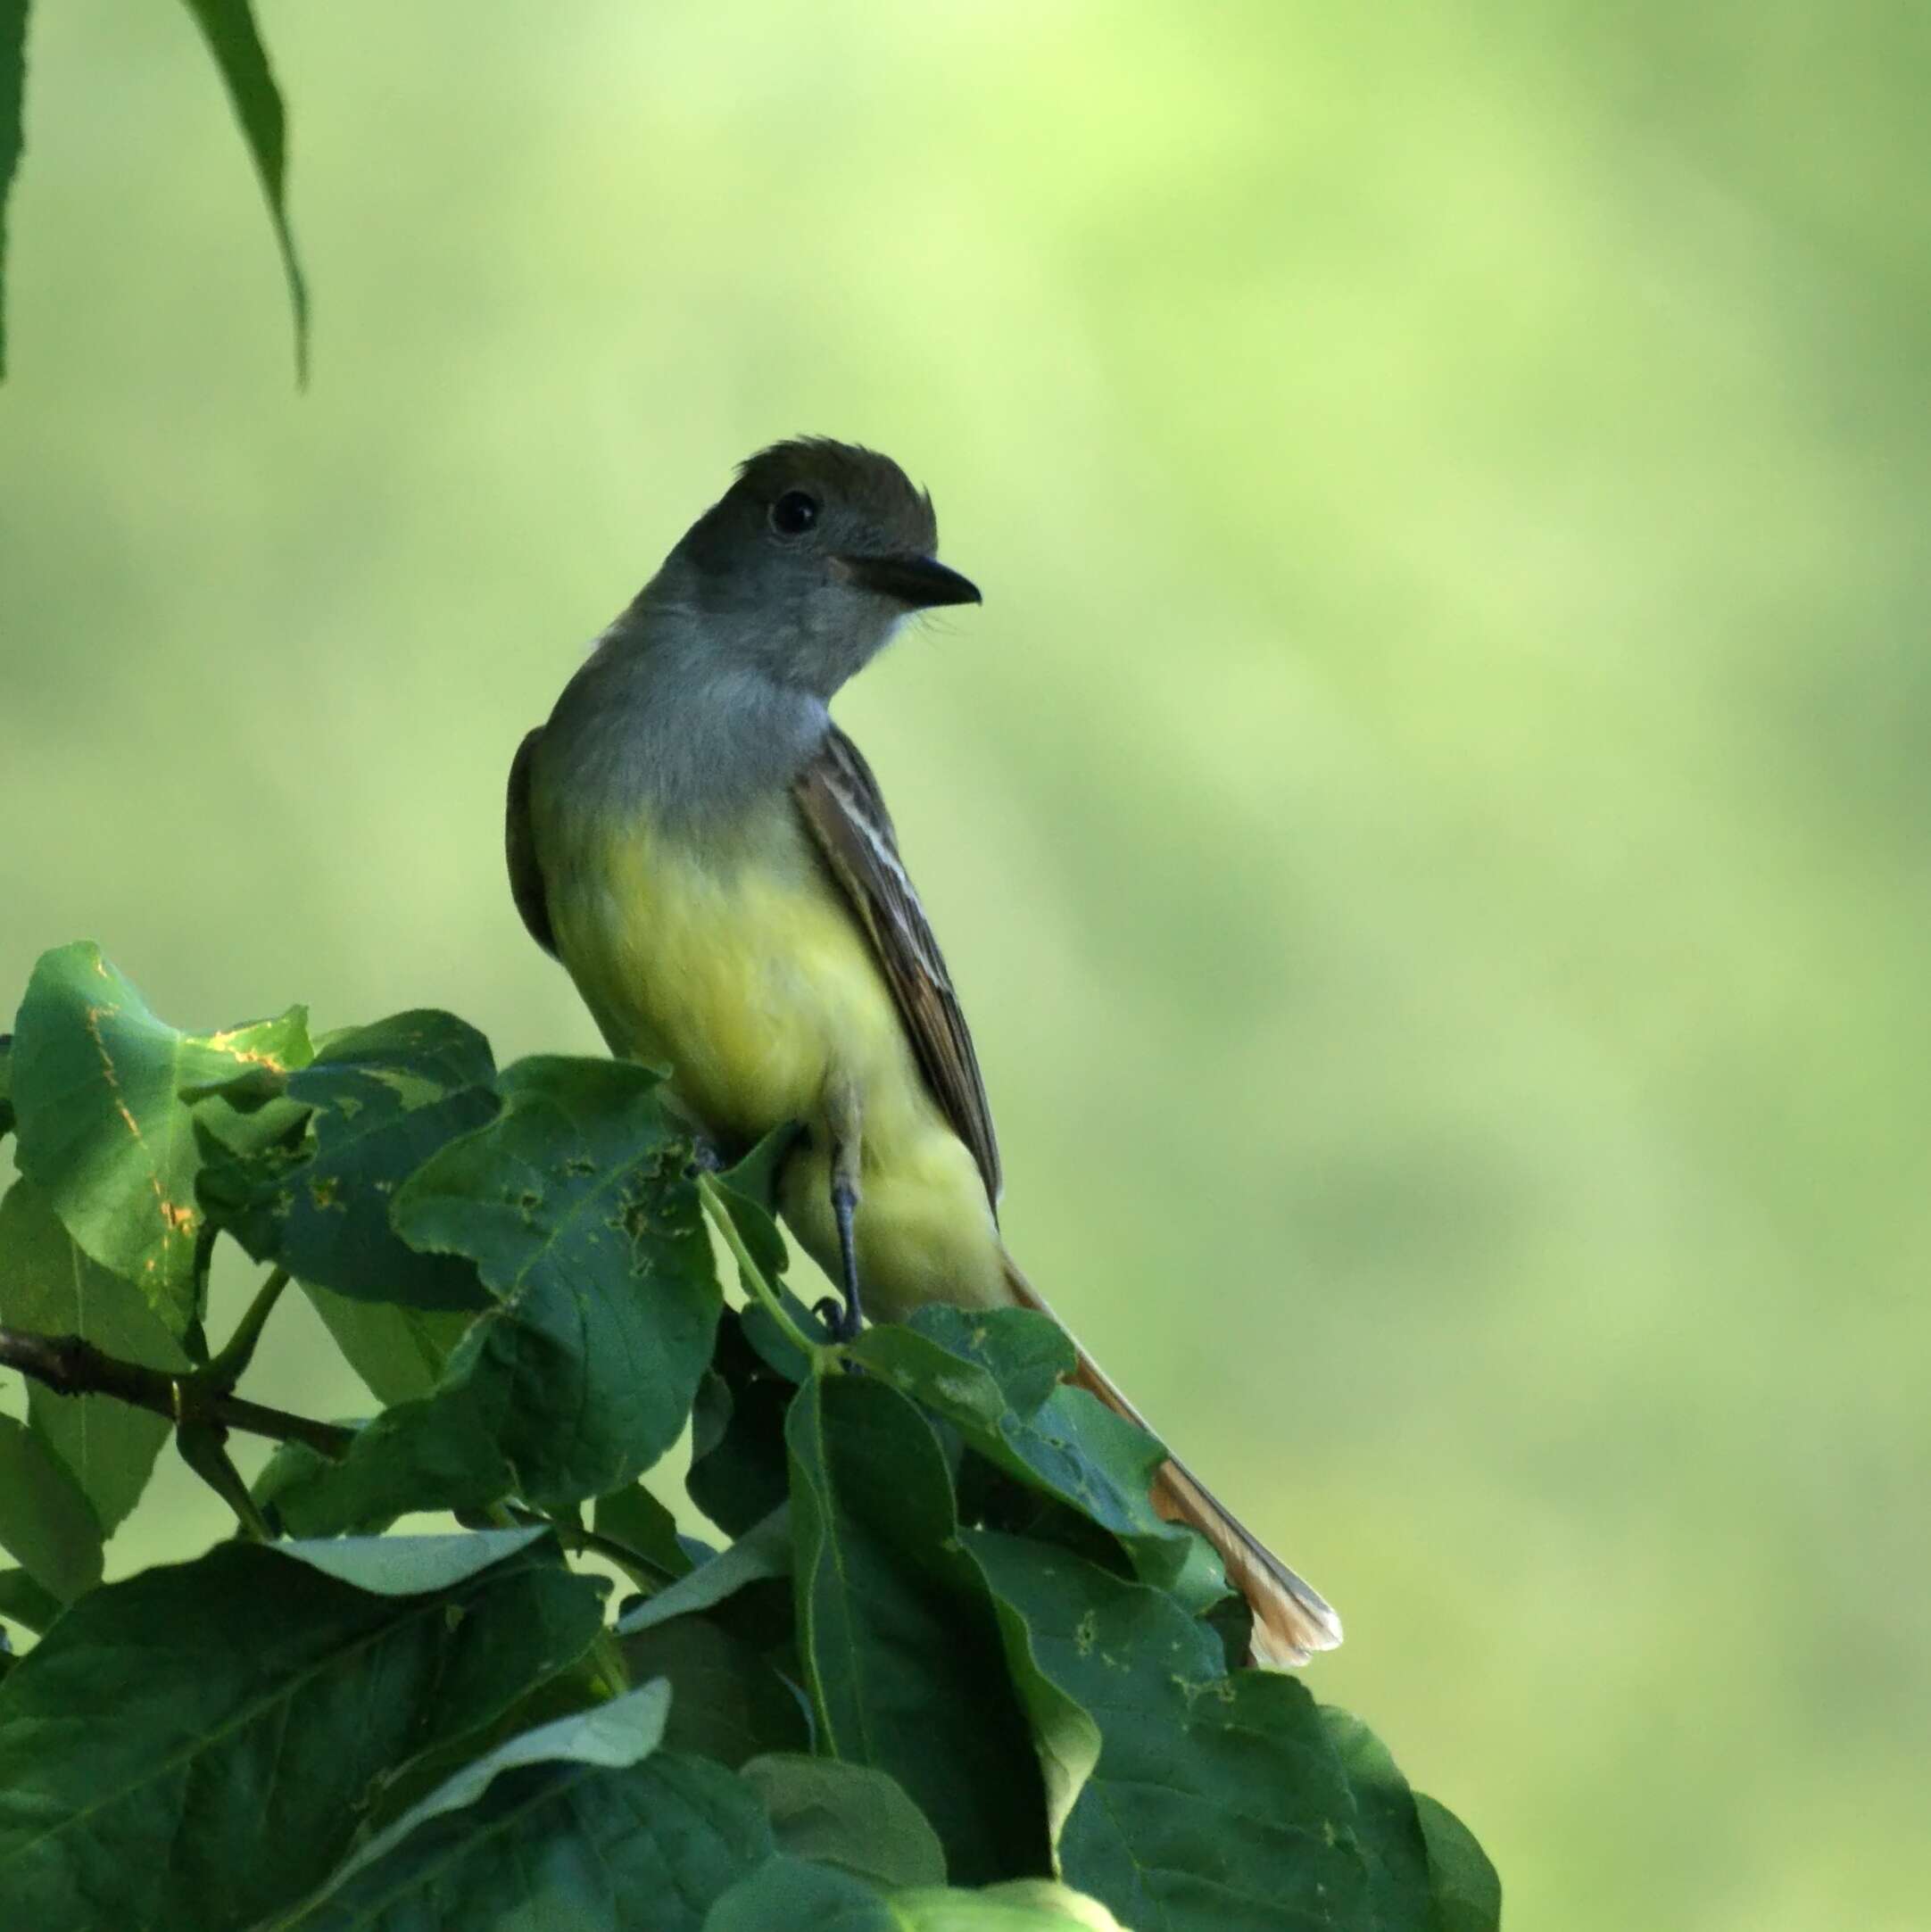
xmin=4 ymin=3 xmax=1927 ymax=1925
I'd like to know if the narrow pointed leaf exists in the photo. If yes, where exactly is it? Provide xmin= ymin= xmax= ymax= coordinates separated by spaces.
xmin=0 ymin=0 xmax=26 ymax=379
xmin=177 ymin=0 xmax=307 ymax=379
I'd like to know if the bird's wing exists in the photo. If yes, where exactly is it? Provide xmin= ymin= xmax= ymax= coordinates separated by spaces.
xmin=506 ymin=726 xmax=558 ymax=956
xmin=792 ymin=726 xmax=1003 ymax=1212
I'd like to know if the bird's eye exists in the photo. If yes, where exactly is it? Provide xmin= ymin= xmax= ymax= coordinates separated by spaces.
xmin=769 ymin=490 xmax=820 ymax=537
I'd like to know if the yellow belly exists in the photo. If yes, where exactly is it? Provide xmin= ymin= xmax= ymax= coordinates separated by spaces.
xmin=537 ymin=796 xmax=1009 ymax=1318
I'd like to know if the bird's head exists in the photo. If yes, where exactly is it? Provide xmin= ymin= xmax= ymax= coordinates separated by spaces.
xmin=665 ymin=437 xmax=981 ymax=699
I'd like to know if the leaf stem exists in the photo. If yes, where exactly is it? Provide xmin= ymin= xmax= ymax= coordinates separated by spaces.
xmin=201 ymin=1265 xmax=292 ymax=1391
xmin=0 ymin=1323 xmax=352 ymax=1459
xmin=696 ymin=1173 xmax=825 ymax=1365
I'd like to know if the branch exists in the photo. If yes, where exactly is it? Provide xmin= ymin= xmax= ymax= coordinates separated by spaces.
xmin=0 ymin=1324 xmax=353 ymax=1460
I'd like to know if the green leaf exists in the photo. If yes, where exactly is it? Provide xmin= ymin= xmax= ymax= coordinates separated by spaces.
xmin=787 ymin=1373 xmax=1049 ymax=1886
xmin=1314 ymin=1710 xmax=1500 ymax=1930
xmin=617 ymin=1505 xmax=792 ymax=1638
xmin=964 ymin=1531 xmax=1371 ymax=1932
xmin=0 ymin=1418 xmax=101 ymax=1603
xmin=0 ymin=0 xmax=25 ymax=381
xmin=177 ymin=0 xmax=307 ymax=381
xmin=0 ymin=1566 xmax=62 ymax=1637
xmin=0 ymin=1030 xmax=13 ymax=1140
xmin=706 ymin=1862 xmax=1135 ymax=1931
xmin=10 ymin=943 xmax=311 ymax=1333
xmin=298 ymin=1278 xmax=475 ymax=1405
xmin=741 ymin=1753 xmax=948 ymax=1889
xmin=0 ymin=1530 xmax=604 ymax=1932
xmin=1413 ymin=1794 xmax=1503 ymax=1932
xmin=1320 ymin=1707 xmax=1439 ymax=1929
xmin=272 ymin=1523 xmax=551 ymax=1590
xmin=197 ymin=1010 xmax=498 ymax=1314
xmin=853 ymin=1306 xmax=1224 ymax=1614
xmin=622 ymin=1616 xmax=809 ymax=1769
xmin=0 ymin=1177 xmax=187 ymax=1532
xmin=704 ymin=1859 xmax=892 ymax=1932
xmin=293 ymin=1729 xmax=775 ymax=1932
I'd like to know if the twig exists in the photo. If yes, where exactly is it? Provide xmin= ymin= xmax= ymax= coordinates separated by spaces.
xmin=0 ymin=1324 xmax=352 ymax=1459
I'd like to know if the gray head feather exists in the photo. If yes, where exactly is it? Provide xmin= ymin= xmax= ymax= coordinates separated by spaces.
xmin=537 ymin=439 xmax=976 ymax=831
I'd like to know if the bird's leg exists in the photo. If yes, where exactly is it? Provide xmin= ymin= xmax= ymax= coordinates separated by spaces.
xmin=820 ymin=1074 xmax=866 ymax=1342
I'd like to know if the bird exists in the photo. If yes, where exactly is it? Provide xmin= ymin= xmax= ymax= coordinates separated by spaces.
xmin=506 ymin=437 xmax=1340 ymax=1664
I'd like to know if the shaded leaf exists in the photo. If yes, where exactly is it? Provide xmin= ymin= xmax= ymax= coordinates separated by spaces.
xmin=10 ymin=943 xmax=311 ymax=1332
xmin=0 ymin=1566 xmax=62 ymax=1637
xmin=595 ymin=1479 xmax=697 ymax=1580
xmin=704 ymin=1859 xmax=891 ymax=1932
xmin=197 ymin=1010 xmax=498 ymax=1314
xmin=298 ymin=1279 xmax=475 ymax=1405
xmin=0 ymin=1530 xmax=603 ymax=1931
xmin=0 ymin=1417 xmax=101 ymax=1603
xmin=706 ymin=1862 xmax=1133 ymax=1931
xmin=0 ymin=1177 xmax=186 ymax=1532
xmin=965 ymin=1532 xmax=1371 ymax=1932
xmin=618 ymin=1505 xmax=793 ymax=1638
xmin=854 ymin=1306 xmax=1225 ymax=1614
xmin=741 ymin=1753 xmax=947 ymax=1889
xmin=253 ymin=1435 xmax=394 ymax=1537
xmin=623 ymin=1618 xmax=809 ymax=1770
xmin=301 ymin=1679 xmax=672 ymax=1907
xmin=687 ymin=1312 xmax=796 ymax=1537
xmin=788 ymin=1373 xmax=1049 ymax=1886
xmin=294 ymin=1734 xmax=774 ymax=1932
xmin=177 ymin=0 xmax=307 ymax=379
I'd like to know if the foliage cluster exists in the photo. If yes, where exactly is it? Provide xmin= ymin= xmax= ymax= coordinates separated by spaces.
xmin=0 ymin=944 xmax=1498 ymax=1928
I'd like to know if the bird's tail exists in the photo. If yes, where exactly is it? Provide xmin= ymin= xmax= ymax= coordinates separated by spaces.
xmin=1002 ymin=1254 xmax=1342 ymax=1668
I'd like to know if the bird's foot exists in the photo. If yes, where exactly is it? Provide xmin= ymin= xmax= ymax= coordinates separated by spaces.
xmin=811 ymin=1292 xmax=864 ymax=1345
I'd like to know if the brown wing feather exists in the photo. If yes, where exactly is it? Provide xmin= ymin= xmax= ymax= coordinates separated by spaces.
xmin=506 ymin=726 xmax=558 ymax=957
xmin=792 ymin=726 xmax=1002 ymax=1212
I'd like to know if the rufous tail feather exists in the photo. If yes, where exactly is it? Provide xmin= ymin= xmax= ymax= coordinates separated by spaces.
xmin=1002 ymin=1254 xmax=1341 ymax=1668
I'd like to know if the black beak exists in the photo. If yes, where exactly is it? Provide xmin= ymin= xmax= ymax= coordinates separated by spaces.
xmin=838 ymin=553 xmax=982 ymax=609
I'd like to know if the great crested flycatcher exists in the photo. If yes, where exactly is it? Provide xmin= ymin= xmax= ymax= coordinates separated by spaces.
xmin=506 ymin=438 xmax=1339 ymax=1664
